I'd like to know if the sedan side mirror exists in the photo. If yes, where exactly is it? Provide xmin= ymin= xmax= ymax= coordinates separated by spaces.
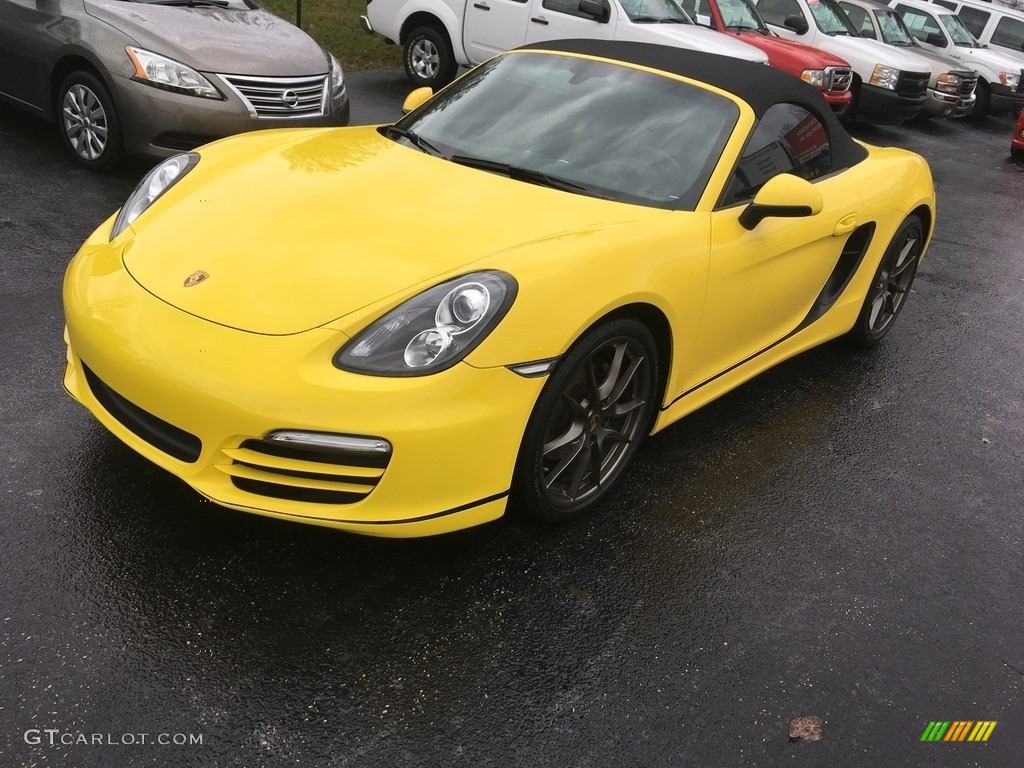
xmin=402 ymin=87 xmax=433 ymax=113
xmin=739 ymin=174 xmax=823 ymax=230
xmin=578 ymin=0 xmax=611 ymax=22
xmin=783 ymin=14 xmax=809 ymax=34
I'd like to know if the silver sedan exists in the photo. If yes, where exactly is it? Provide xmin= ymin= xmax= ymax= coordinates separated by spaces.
xmin=0 ymin=0 xmax=350 ymax=169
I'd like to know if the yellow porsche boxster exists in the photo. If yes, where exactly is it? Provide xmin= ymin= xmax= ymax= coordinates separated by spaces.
xmin=63 ymin=40 xmax=935 ymax=536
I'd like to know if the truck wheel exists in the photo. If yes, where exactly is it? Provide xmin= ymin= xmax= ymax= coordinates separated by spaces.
xmin=969 ymin=80 xmax=990 ymax=120
xmin=403 ymin=26 xmax=457 ymax=89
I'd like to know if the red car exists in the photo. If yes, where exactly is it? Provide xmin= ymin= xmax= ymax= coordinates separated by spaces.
xmin=1013 ymin=110 xmax=1024 ymax=161
xmin=687 ymin=0 xmax=854 ymax=111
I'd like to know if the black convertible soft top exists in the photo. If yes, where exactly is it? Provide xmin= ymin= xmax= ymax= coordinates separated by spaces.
xmin=520 ymin=39 xmax=868 ymax=171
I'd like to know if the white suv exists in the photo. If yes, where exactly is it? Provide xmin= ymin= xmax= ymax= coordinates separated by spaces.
xmin=925 ymin=0 xmax=1024 ymax=66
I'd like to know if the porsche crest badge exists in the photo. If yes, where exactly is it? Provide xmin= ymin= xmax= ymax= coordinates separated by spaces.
xmin=183 ymin=271 xmax=209 ymax=288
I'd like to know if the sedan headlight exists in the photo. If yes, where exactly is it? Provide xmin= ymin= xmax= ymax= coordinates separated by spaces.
xmin=869 ymin=64 xmax=900 ymax=91
xmin=110 ymin=153 xmax=199 ymax=240
xmin=126 ymin=47 xmax=221 ymax=99
xmin=800 ymin=69 xmax=825 ymax=88
xmin=327 ymin=51 xmax=346 ymax=99
xmin=336 ymin=271 xmax=517 ymax=375
xmin=999 ymin=71 xmax=1020 ymax=89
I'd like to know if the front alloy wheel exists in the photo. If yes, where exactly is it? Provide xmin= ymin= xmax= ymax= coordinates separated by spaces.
xmin=402 ymin=26 xmax=457 ymax=89
xmin=515 ymin=318 xmax=658 ymax=523
xmin=58 ymin=71 xmax=122 ymax=170
xmin=850 ymin=215 xmax=923 ymax=347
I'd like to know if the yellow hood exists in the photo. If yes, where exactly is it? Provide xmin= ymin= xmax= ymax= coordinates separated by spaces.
xmin=123 ymin=127 xmax=660 ymax=335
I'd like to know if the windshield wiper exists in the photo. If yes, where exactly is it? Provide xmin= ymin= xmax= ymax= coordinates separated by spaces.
xmin=382 ymin=125 xmax=444 ymax=157
xmin=448 ymin=155 xmax=608 ymax=198
xmin=632 ymin=15 xmax=687 ymax=22
xmin=150 ymin=0 xmax=231 ymax=6
xmin=727 ymin=23 xmax=767 ymax=33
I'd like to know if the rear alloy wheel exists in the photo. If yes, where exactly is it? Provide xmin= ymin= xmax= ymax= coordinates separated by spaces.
xmin=403 ymin=26 xmax=457 ymax=89
xmin=849 ymin=216 xmax=923 ymax=348
xmin=515 ymin=318 xmax=658 ymax=523
xmin=58 ymin=71 xmax=122 ymax=170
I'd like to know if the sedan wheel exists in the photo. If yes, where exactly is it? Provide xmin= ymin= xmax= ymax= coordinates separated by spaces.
xmin=849 ymin=215 xmax=923 ymax=347
xmin=515 ymin=318 xmax=658 ymax=523
xmin=58 ymin=71 xmax=122 ymax=170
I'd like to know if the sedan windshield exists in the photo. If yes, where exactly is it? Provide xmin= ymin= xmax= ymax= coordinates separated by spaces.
xmin=719 ymin=0 xmax=770 ymax=33
xmin=873 ymin=9 xmax=917 ymax=45
xmin=393 ymin=52 xmax=739 ymax=210
xmin=620 ymin=0 xmax=692 ymax=23
xmin=809 ymin=0 xmax=860 ymax=36
xmin=940 ymin=13 xmax=981 ymax=46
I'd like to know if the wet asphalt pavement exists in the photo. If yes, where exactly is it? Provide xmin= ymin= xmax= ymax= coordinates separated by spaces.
xmin=1 ymin=70 xmax=1023 ymax=767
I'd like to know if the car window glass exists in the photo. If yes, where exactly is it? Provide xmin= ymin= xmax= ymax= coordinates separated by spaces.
xmin=874 ymin=8 xmax=915 ymax=43
xmin=543 ymin=0 xmax=594 ymax=17
xmin=955 ymin=6 xmax=989 ymax=37
xmin=619 ymin=0 xmax=692 ymax=22
xmin=757 ymin=0 xmax=804 ymax=28
xmin=718 ymin=0 xmax=768 ymax=30
xmin=939 ymin=12 xmax=978 ymax=45
xmin=720 ymin=103 xmax=832 ymax=206
xmin=991 ymin=16 xmax=1024 ymax=50
xmin=839 ymin=3 xmax=876 ymax=37
xmin=932 ymin=0 xmax=956 ymax=8
xmin=898 ymin=7 xmax=943 ymax=41
xmin=686 ymin=0 xmax=718 ymax=26
xmin=807 ymin=0 xmax=860 ymax=35
xmin=400 ymin=52 xmax=739 ymax=210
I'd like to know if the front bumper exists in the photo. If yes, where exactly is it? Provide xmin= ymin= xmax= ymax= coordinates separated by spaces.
xmin=63 ymin=224 xmax=544 ymax=536
xmin=921 ymin=87 xmax=975 ymax=118
xmin=109 ymin=74 xmax=351 ymax=159
xmin=856 ymin=83 xmax=926 ymax=124
xmin=989 ymin=82 xmax=1024 ymax=114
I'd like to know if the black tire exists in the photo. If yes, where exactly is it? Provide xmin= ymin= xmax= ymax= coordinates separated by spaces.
xmin=514 ymin=318 xmax=659 ymax=524
xmin=57 ymin=70 xmax=123 ymax=171
xmin=969 ymin=80 xmax=990 ymax=120
xmin=848 ymin=215 xmax=923 ymax=348
xmin=1011 ymin=145 xmax=1024 ymax=162
xmin=402 ymin=26 xmax=457 ymax=89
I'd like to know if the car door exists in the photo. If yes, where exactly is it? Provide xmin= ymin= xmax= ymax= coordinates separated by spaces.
xmin=523 ymin=0 xmax=616 ymax=44
xmin=0 ymin=0 xmax=54 ymax=110
xmin=690 ymin=103 xmax=862 ymax=385
xmin=463 ymin=0 xmax=533 ymax=63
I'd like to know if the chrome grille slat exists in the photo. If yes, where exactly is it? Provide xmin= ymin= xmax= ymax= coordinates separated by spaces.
xmin=824 ymin=66 xmax=853 ymax=94
xmin=219 ymin=74 xmax=328 ymax=119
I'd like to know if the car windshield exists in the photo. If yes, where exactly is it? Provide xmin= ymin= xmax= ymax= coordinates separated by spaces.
xmin=393 ymin=52 xmax=739 ymax=210
xmin=939 ymin=13 xmax=981 ymax=46
xmin=620 ymin=0 xmax=692 ymax=23
xmin=873 ymin=8 xmax=917 ymax=45
xmin=719 ymin=0 xmax=770 ymax=33
xmin=809 ymin=0 xmax=860 ymax=36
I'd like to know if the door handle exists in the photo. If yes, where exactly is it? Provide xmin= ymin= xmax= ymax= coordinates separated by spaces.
xmin=473 ymin=2 xmax=490 ymax=8
xmin=531 ymin=15 xmax=549 ymax=24
xmin=833 ymin=213 xmax=858 ymax=237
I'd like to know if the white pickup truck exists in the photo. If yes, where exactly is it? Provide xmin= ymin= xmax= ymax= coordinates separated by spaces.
xmin=362 ymin=0 xmax=770 ymax=88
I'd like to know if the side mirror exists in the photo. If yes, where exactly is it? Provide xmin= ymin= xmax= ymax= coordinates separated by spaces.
xmin=402 ymin=87 xmax=433 ymax=113
xmin=783 ymin=14 xmax=809 ymax=34
xmin=925 ymin=31 xmax=946 ymax=46
xmin=578 ymin=0 xmax=610 ymax=22
xmin=738 ymin=174 xmax=823 ymax=230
